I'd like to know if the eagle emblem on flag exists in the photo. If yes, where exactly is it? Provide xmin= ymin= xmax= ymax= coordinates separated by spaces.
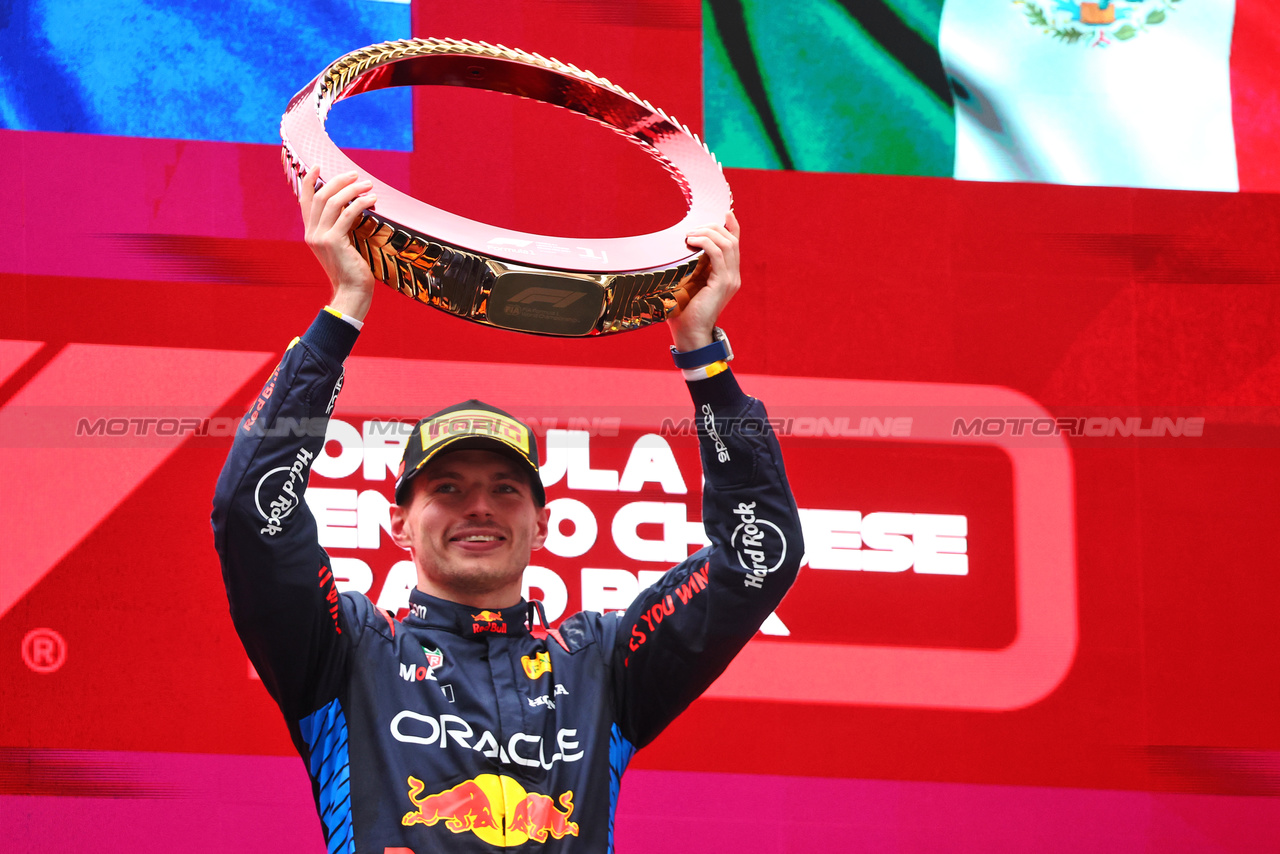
xmin=1013 ymin=0 xmax=1184 ymax=47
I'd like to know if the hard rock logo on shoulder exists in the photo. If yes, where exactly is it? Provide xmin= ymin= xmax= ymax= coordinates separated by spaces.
xmin=1014 ymin=0 xmax=1184 ymax=47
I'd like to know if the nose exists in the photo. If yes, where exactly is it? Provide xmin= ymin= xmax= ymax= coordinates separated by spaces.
xmin=461 ymin=484 xmax=496 ymax=518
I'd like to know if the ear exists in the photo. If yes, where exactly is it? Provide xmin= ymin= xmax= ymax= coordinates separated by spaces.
xmin=529 ymin=505 xmax=551 ymax=552
xmin=389 ymin=502 xmax=414 ymax=551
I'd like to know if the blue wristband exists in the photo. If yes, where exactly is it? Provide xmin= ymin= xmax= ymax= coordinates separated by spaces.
xmin=670 ymin=328 xmax=733 ymax=369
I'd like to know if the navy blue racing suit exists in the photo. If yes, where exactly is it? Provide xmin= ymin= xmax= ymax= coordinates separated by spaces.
xmin=211 ymin=310 xmax=803 ymax=852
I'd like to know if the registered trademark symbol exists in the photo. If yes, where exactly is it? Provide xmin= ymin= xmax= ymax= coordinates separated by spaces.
xmin=21 ymin=628 xmax=67 ymax=674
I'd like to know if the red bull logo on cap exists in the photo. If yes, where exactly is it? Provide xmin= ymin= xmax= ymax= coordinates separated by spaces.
xmin=402 ymin=774 xmax=579 ymax=846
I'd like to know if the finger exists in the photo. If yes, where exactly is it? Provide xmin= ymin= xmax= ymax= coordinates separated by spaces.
xmin=686 ymin=229 xmax=733 ymax=262
xmin=687 ymin=224 xmax=737 ymax=255
xmin=686 ymin=233 xmax=726 ymax=279
xmin=725 ymin=209 xmax=740 ymax=239
xmin=300 ymin=164 xmax=320 ymax=201
xmin=308 ymin=171 xmax=359 ymax=235
xmin=300 ymin=165 xmax=321 ymax=230
xmin=311 ymin=171 xmax=360 ymax=213
xmin=699 ymin=221 xmax=739 ymax=273
xmin=316 ymin=177 xmax=374 ymax=232
xmin=319 ymin=175 xmax=369 ymax=210
xmin=331 ymin=191 xmax=377 ymax=235
xmin=706 ymin=223 xmax=739 ymax=267
xmin=687 ymin=223 xmax=733 ymax=241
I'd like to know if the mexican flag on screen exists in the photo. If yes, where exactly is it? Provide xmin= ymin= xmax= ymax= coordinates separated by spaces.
xmin=704 ymin=0 xmax=1279 ymax=191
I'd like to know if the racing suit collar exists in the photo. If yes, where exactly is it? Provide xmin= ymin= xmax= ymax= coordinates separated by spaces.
xmin=404 ymin=588 xmax=531 ymax=638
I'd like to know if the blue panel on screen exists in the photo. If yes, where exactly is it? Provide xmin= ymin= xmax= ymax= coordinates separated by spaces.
xmin=0 ymin=0 xmax=412 ymax=151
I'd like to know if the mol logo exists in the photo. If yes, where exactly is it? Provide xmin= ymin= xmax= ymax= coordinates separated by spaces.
xmin=400 ymin=646 xmax=444 ymax=682
xmin=504 ymin=287 xmax=586 ymax=309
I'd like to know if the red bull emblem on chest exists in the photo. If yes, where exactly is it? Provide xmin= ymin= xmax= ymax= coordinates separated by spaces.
xmin=402 ymin=774 xmax=579 ymax=846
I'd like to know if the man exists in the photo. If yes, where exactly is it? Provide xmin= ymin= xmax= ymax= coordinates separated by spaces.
xmin=212 ymin=167 xmax=803 ymax=852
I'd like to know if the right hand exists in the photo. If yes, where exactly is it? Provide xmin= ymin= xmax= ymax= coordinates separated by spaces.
xmin=300 ymin=165 xmax=378 ymax=321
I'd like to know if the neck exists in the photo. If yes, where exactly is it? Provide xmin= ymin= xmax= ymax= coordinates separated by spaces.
xmin=414 ymin=578 xmax=522 ymax=611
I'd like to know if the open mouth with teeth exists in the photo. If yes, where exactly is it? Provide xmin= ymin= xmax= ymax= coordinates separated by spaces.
xmin=450 ymin=532 xmax=507 ymax=548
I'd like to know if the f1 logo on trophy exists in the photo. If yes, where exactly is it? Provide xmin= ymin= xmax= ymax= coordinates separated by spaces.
xmin=280 ymin=38 xmax=733 ymax=336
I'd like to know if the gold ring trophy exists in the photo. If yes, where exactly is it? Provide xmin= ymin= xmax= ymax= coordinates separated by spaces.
xmin=281 ymin=39 xmax=733 ymax=336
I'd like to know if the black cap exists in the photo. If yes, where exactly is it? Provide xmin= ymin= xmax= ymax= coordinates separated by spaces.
xmin=394 ymin=400 xmax=544 ymax=506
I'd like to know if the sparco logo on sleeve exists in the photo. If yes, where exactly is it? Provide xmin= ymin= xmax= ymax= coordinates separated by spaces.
xmin=255 ymin=447 xmax=314 ymax=536
xmin=731 ymin=501 xmax=787 ymax=589
xmin=701 ymin=404 xmax=730 ymax=463
xmin=325 ymin=370 xmax=344 ymax=415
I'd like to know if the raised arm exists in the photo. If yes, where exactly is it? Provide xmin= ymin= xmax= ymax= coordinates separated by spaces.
xmin=210 ymin=167 xmax=378 ymax=719
xmin=609 ymin=214 xmax=804 ymax=748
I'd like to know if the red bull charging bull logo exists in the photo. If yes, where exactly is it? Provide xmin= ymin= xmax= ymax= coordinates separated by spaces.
xmin=402 ymin=775 xmax=579 ymax=846
xmin=471 ymin=610 xmax=508 ymax=634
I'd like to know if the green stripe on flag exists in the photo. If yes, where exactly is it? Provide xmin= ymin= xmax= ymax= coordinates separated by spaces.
xmin=704 ymin=0 xmax=956 ymax=176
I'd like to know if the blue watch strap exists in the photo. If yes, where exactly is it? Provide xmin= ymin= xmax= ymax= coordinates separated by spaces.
xmin=671 ymin=329 xmax=732 ymax=369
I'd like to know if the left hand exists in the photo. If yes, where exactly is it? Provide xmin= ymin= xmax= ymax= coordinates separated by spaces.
xmin=667 ymin=211 xmax=741 ymax=352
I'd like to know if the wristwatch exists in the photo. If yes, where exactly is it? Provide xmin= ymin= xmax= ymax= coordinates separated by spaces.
xmin=671 ymin=327 xmax=733 ymax=369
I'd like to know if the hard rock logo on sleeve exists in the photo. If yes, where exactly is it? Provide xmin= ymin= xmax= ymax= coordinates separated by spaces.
xmin=255 ymin=447 xmax=314 ymax=536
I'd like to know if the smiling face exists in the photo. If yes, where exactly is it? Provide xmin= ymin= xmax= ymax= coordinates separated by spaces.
xmin=389 ymin=448 xmax=549 ymax=608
